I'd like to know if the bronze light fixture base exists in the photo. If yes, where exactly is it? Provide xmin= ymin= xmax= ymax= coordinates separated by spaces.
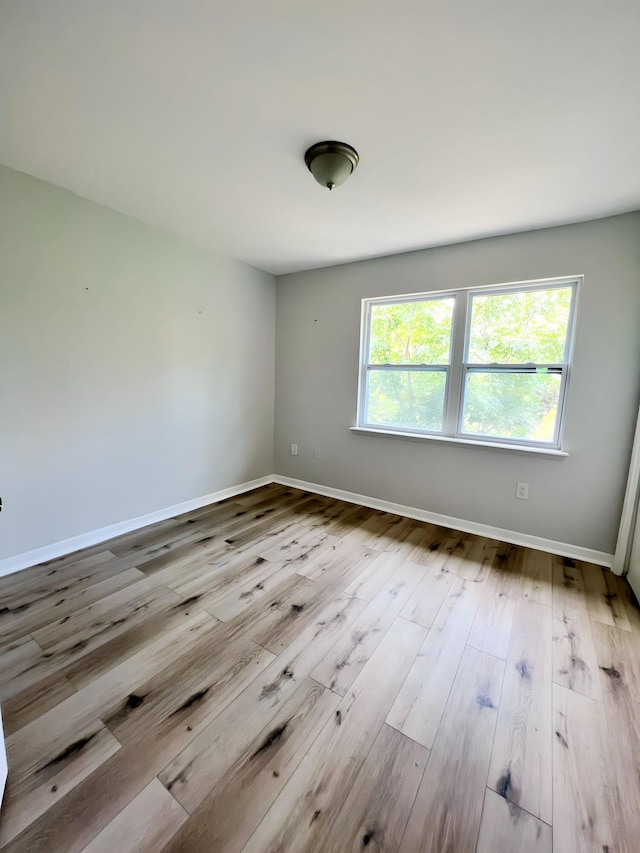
xmin=304 ymin=141 xmax=359 ymax=190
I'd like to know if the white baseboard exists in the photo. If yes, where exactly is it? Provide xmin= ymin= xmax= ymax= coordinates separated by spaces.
xmin=0 ymin=476 xmax=274 ymax=579
xmin=0 ymin=472 xmax=614 ymax=579
xmin=273 ymin=475 xmax=614 ymax=569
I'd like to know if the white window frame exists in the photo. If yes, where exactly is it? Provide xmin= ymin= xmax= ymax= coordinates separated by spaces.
xmin=356 ymin=275 xmax=581 ymax=451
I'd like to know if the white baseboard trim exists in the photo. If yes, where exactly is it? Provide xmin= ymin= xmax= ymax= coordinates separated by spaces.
xmin=273 ymin=475 xmax=614 ymax=568
xmin=0 ymin=472 xmax=614 ymax=579
xmin=0 ymin=476 xmax=274 ymax=579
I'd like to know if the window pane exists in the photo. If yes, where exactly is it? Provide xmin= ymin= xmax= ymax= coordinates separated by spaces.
xmin=462 ymin=371 xmax=561 ymax=443
xmin=366 ymin=370 xmax=446 ymax=432
xmin=369 ymin=298 xmax=454 ymax=364
xmin=468 ymin=287 xmax=572 ymax=364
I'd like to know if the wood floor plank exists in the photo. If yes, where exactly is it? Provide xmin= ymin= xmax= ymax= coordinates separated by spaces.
xmin=0 ymin=638 xmax=43 ymax=690
xmin=358 ymin=513 xmax=410 ymax=551
xmin=1 ymin=586 xmax=184 ymax=700
xmin=258 ymin=526 xmax=338 ymax=566
xmin=0 ymin=567 xmax=146 ymax=645
xmin=399 ymin=538 xmax=461 ymax=627
xmin=0 ymin=551 xmax=119 ymax=601
xmin=601 ymin=569 xmax=633 ymax=632
xmin=429 ymin=531 xmax=476 ymax=574
xmin=386 ymin=574 xmax=486 ymax=749
xmin=103 ymin=518 xmax=191 ymax=560
xmin=456 ymin=536 xmax=498 ymax=582
xmin=208 ymin=509 xmax=324 ymax=570
xmin=318 ymin=723 xmax=428 ymax=853
xmin=165 ymin=550 xmax=279 ymax=599
xmin=102 ymin=633 xmax=274 ymax=747
xmin=582 ymin=562 xmax=632 ymax=631
xmin=233 ymin=484 xmax=289 ymax=507
xmin=248 ymin=551 xmax=377 ymax=655
xmin=157 ymin=594 xmax=368 ymax=812
xmin=403 ymin=523 xmax=452 ymax=566
xmin=0 ymin=717 xmax=120 ymax=847
xmin=241 ymin=617 xmax=427 ymax=853
xmin=591 ymin=620 xmax=640 ymax=848
xmin=343 ymin=548 xmax=413 ymax=602
xmin=2 ymin=728 xmax=165 ymax=851
xmin=467 ymin=543 xmax=523 ymax=659
xmin=552 ymin=557 xmax=603 ymax=701
xmin=488 ymin=598 xmax=553 ymax=823
xmin=214 ymin=496 xmax=321 ymax=552
xmin=204 ymin=560 xmax=292 ymax=621
xmin=161 ymin=679 xmax=340 ymax=852
xmin=242 ymin=576 xmax=326 ymax=653
xmin=296 ymin=537 xmax=376 ymax=583
xmin=613 ymin=574 xmax=640 ymax=638
xmin=3 ymin=612 xmax=221 ymax=778
xmin=61 ymin=593 xmax=213 ymax=689
xmin=399 ymin=646 xmax=504 ymax=853
xmin=312 ymin=559 xmax=426 ymax=694
xmin=128 ymin=495 xmax=307 ymax=575
xmin=376 ymin=517 xmax=421 ymax=553
xmin=131 ymin=494 xmax=318 ymax=576
xmin=166 ymin=573 xmax=320 ymax=664
xmin=103 ymin=525 xmax=229 ymax=574
xmin=593 ymin=619 xmax=640 ymax=712
xmin=148 ymin=507 xmax=324 ymax=598
xmin=2 ymin=486 xmax=640 ymax=853
xmin=552 ymin=682 xmax=618 ymax=853
xmin=79 ymin=778 xmax=188 ymax=853
xmin=1 ymin=673 xmax=77 ymax=736
xmin=319 ymin=504 xmax=380 ymax=538
xmin=322 ymin=502 xmax=378 ymax=539
xmin=110 ymin=490 xmax=307 ymax=563
xmin=30 ymin=574 xmax=178 ymax=649
xmin=0 ymin=621 xmax=270 ymax=852
xmin=476 ymin=788 xmax=552 ymax=853
xmin=116 ymin=532 xmax=233 ymax=586
xmin=0 ymin=561 xmax=144 ymax=625
xmin=1 ymin=729 xmax=175 ymax=852
xmin=519 ymin=548 xmax=552 ymax=606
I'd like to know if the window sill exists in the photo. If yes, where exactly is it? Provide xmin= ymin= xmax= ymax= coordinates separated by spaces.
xmin=350 ymin=426 xmax=569 ymax=457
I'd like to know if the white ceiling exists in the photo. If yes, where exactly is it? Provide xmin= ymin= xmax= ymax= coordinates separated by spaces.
xmin=1 ymin=1 xmax=639 ymax=275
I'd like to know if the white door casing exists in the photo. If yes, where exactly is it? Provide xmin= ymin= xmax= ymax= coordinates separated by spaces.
xmin=0 ymin=706 xmax=7 ymax=807
xmin=615 ymin=403 xmax=640 ymax=598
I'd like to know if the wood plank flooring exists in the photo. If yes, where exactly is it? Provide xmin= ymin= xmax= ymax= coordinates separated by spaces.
xmin=1 ymin=484 xmax=639 ymax=852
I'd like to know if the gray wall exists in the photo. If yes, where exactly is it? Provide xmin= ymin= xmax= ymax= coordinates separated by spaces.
xmin=274 ymin=214 xmax=640 ymax=555
xmin=0 ymin=166 xmax=276 ymax=560
xmin=3 ymin=164 xmax=638 ymax=562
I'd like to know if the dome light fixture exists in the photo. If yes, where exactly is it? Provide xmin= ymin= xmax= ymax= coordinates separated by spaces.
xmin=304 ymin=140 xmax=359 ymax=190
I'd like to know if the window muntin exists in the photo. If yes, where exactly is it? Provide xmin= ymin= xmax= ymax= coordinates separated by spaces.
xmin=358 ymin=278 xmax=579 ymax=450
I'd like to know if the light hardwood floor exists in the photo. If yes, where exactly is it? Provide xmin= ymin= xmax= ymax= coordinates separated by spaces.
xmin=1 ymin=484 xmax=639 ymax=852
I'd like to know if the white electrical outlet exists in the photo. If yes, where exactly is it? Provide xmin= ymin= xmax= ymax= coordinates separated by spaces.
xmin=313 ymin=448 xmax=320 ymax=459
xmin=290 ymin=444 xmax=298 ymax=456
xmin=516 ymin=482 xmax=529 ymax=500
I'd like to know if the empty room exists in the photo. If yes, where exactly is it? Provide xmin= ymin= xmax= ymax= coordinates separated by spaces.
xmin=1 ymin=2 xmax=640 ymax=851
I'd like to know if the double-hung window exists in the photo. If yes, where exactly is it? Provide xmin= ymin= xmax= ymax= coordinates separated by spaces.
xmin=357 ymin=277 xmax=579 ymax=451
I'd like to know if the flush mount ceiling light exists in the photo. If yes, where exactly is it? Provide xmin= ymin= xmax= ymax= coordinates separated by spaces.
xmin=304 ymin=141 xmax=359 ymax=190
